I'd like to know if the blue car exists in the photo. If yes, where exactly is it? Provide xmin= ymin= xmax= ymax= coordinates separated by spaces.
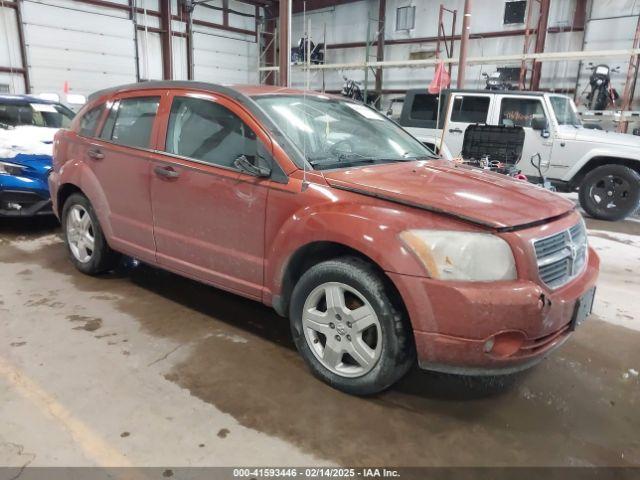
xmin=0 ymin=95 xmax=75 ymax=217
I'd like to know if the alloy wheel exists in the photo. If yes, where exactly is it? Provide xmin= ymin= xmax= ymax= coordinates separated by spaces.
xmin=302 ymin=282 xmax=382 ymax=378
xmin=66 ymin=205 xmax=95 ymax=264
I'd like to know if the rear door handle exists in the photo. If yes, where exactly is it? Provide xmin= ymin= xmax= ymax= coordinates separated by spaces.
xmin=87 ymin=148 xmax=104 ymax=160
xmin=449 ymin=128 xmax=463 ymax=134
xmin=154 ymin=165 xmax=180 ymax=179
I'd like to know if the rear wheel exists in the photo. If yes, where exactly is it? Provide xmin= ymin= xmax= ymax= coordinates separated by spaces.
xmin=578 ymin=165 xmax=640 ymax=221
xmin=62 ymin=193 xmax=120 ymax=274
xmin=289 ymin=256 xmax=414 ymax=395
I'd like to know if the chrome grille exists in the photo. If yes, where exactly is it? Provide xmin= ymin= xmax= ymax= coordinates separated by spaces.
xmin=534 ymin=221 xmax=588 ymax=289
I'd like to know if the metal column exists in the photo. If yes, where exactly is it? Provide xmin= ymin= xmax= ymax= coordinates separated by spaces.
xmin=278 ymin=0 xmax=291 ymax=87
xmin=457 ymin=0 xmax=471 ymax=88
xmin=531 ymin=0 xmax=551 ymax=90
xmin=619 ymin=13 xmax=640 ymax=132
xmin=159 ymin=0 xmax=173 ymax=80
xmin=374 ymin=0 xmax=386 ymax=109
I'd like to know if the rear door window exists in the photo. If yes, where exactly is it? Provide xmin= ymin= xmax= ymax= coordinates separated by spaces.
xmin=78 ymin=105 xmax=105 ymax=137
xmin=450 ymin=96 xmax=491 ymax=123
xmin=499 ymin=98 xmax=547 ymax=127
xmin=164 ymin=96 xmax=257 ymax=169
xmin=106 ymin=97 xmax=160 ymax=149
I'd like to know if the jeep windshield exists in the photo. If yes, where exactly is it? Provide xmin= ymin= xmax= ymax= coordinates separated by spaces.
xmin=254 ymin=94 xmax=436 ymax=170
xmin=0 ymin=100 xmax=75 ymax=130
xmin=549 ymin=95 xmax=581 ymax=127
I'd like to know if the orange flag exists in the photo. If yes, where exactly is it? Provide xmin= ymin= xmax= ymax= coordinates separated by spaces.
xmin=428 ymin=61 xmax=451 ymax=94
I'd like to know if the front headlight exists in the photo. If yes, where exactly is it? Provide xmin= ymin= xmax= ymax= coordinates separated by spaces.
xmin=0 ymin=160 xmax=26 ymax=176
xmin=400 ymin=230 xmax=517 ymax=281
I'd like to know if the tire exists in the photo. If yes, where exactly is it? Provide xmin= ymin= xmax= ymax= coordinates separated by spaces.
xmin=579 ymin=165 xmax=640 ymax=221
xmin=61 ymin=193 xmax=120 ymax=274
xmin=289 ymin=256 xmax=415 ymax=395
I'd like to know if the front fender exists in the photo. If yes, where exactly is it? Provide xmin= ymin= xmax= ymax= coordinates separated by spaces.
xmin=264 ymin=199 xmax=454 ymax=301
xmin=562 ymin=146 xmax=640 ymax=182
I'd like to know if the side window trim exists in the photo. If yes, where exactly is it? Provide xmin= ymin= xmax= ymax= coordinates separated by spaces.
xmin=77 ymin=104 xmax=107 ymax=138
xmin=98 ymin=100 xmax=119 ymax=140
xmin=101 ymin=95 xmax=160 ymax=150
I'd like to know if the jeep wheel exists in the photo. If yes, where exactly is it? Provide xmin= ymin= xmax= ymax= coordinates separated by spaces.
xmin=289 ymin=256 xmax=415 ymax=395
xmin=579 ymin=165 xmax=640 ymax=221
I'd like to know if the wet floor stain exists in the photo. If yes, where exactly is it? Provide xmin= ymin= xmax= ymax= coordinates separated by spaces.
xmin=10 ymin=341 xmax=27 ymax=347
xmin=67 ymin=314 xmax=103 ymax=332
xmin=2 ymin=217 xmax=639 ymax=467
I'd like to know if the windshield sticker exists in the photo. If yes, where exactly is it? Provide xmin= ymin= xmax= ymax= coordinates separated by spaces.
xmin=31 ymin=103 xmax=58 ymax=113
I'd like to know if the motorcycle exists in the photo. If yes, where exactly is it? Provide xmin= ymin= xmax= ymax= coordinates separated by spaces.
xmin=483 ymin=71 xmax=517 ymax=91
xmin=585 ymin=63 xmax=620 ymax=111
xmin=340 ymin=76 xmax=377 ymax=106
xmin=291 ymin=37 xmax=324 ymax=65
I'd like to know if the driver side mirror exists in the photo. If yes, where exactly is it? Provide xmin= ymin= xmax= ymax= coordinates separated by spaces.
xmin=234 ymin=155 xmax=271 ymax=178
xmin=531 ymin=117 xmax=550 ymax=138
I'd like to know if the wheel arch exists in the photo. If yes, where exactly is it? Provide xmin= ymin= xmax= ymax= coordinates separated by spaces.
xmin=570 ymin=156 xmax=640 ymax=188
xmin=56 ymin=183 xmax=84 ymax=217
xmin=272 ymin=241 xmax=408 ymax=324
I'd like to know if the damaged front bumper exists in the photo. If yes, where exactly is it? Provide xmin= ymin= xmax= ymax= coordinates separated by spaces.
xmin=388 ymin=247 xmax=600 ymax=375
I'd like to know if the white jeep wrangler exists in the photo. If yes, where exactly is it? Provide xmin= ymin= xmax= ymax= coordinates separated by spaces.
xmin=397 ymin=89 xmax=640 ymax=221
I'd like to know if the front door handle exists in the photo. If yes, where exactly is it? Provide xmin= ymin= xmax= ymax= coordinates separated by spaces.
xmin=87 ymin=148 xmax=104 ymax=160
xmin=449 ymin=128 xmax=463 ymax=134
xmin=154 ymin=165 xmax=180 ymax=179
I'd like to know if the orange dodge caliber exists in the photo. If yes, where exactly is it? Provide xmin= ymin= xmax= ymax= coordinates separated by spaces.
xmin=49 ymin=81 xmax=599 ymax=395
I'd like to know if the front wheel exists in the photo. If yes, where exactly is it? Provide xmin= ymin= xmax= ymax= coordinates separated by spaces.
xmin=289 ymin=257 xmax=415 ymax=395
xmin=578 ymin=165 xmax=640 ymax=221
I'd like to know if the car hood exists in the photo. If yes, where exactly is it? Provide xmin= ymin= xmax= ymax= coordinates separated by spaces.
xmin=0 ymin=126 xmax=57 ymax=159
xmin=558 ymin=125 xmax=640 ymax=147
xmin=323 ymin=160 xmax=575 ymax=229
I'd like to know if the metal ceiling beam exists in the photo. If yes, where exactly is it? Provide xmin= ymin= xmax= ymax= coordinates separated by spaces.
xmin=291 ymin=0 xmax=360 ymax=14
xmin=259 ymin=48 xmax=640 ymax=72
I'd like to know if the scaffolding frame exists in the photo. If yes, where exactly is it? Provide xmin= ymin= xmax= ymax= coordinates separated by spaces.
xmin=435 ymin=4 xmax=457 ymax=78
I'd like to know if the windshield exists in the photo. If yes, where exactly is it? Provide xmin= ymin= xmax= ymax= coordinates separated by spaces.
xmin=254 ymin=94 xmax=435 ymax=170
xmin=549 ymin=96 xmax=581 ymax=126
xmin=0 ymin=101 xmax=75 ymax=129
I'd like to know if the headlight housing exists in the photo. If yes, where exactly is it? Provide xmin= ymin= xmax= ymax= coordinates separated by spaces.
xmin=0 ymin=160 xmax=26 ymax=176
xmin=400 ymin=230 xmax=517 ymax=281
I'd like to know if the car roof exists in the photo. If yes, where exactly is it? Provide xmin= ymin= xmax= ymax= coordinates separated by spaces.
xmin=0 ymin=94 xmax=59 ymax=105
xmin=404 ymin=88 xmax=568 ymax=98
xmin=87 ymin=80 xmax=318 ymax=102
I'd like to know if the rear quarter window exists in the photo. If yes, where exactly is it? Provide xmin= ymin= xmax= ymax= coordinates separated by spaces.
xmin=107 ymin=97 xmax=160 ymax=149
xmin=78 ymin=105 xmax=105 ymax=137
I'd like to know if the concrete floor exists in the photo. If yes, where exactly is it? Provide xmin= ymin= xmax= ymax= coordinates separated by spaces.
xmin=1 ymin=212 xmax=639 ymax=468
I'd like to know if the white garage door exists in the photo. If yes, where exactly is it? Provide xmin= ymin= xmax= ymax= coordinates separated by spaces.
xmin=21 ymin=0 xmax=137 ymax=97
xmin=193 ymin=31 xmax=258 ymax=85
